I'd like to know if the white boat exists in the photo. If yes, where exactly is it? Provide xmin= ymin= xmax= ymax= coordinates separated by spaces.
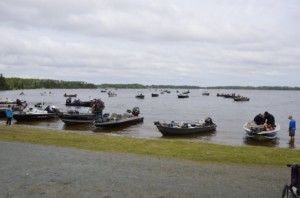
xmin=108 ymin=91 xmax=117 ymax=97
xmin=13 ymin=106 xmax=58 ymax=121
xmin=243 ymin=121 xmax=280 ymax=140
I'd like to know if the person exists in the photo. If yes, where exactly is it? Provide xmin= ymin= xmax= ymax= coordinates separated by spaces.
xmin=254 ymin=113 xmax=265 ymax=125
xmin=5 ymin=105 xmax=13 ymax=126
xmin=92 ymin=99 xmax=105 ymax=121
xmin=288 ymin=115 xmax=296 ymax=142
xmin=264 ymin=111 xmax=276 ymax=128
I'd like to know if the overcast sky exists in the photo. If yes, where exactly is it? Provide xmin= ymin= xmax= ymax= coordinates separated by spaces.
xmin=0 ymin=0 xmax=299 ymax=86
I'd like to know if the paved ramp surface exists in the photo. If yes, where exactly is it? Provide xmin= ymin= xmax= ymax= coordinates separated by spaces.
xmin=0 ymin=141 xmax=288 ymax=198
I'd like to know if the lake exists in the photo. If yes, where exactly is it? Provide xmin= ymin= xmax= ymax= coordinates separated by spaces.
xmin=1 ymin=88 xmax=299 ymax=149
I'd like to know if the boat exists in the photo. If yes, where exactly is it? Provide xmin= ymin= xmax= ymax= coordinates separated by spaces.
xmin=108 ymin=91 xmax=117 ymax=97
xmin=177 ymin=93 xmax=189 ymax=98
xmin=0 ymin=99 xmax=27 ymax=117
xmin=41 ymin=91 xmax=53 ymax=96
xmin=151 ymin=93 xmax=159 ymax=97
xmin=154 ymin=117 xmax=217 ymax=136
xmin=65 ymin=98 xmax=94 ymax=107
xmin=135 ymin=93 xmax=145 ymax=99
xmin=94 ymin=107 xmax=144 ymax=128
xmin=64 ymin=93 xmax=77 ymax=97
xmin=13 ymin=106 xmax=58 ymax=121
xmin=202 ymin=91 xmax=210 ymax=96
xmin=182 ymin=90 xmax=190 ymax=94
xmin=243 ymin=121 xmax=280 ymax=140
xmin=56 ymin=109 xmax=95 ymax=124
xmin=234 ymin=96 xmax=250 ymax=101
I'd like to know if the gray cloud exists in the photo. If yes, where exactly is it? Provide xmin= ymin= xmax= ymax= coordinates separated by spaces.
xmin=0 ymin=0 xmax=299 ymax=86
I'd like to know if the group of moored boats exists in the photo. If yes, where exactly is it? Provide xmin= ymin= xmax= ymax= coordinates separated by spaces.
xmin=217 ymin=93 xmax=250 ymax=101
xmin=0 ymin=97 xmax=144 ymax=129
xmin=1 ymin=94 xmax=278 ymax=140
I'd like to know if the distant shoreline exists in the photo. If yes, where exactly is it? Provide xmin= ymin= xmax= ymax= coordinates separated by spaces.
xmin=1 ymin=75 xmax=300 ymax=90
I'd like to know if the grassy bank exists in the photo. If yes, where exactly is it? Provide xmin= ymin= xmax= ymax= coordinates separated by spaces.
xmin=0 ymin=125 xmax=299 ymax=166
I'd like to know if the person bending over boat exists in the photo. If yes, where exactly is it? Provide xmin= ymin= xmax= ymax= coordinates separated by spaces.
xmin=264 ymin=111 xmax=276 ymax=130
xmin=254 ymin=113 xmax=265 ymax=125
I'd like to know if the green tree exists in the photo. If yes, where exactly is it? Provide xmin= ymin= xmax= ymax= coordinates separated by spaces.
xmin=0 ymin=74 xmax=8 ymax=90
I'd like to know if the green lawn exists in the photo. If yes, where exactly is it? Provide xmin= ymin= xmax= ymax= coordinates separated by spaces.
xmin=1 ymin=125 xmax=299 ymax=166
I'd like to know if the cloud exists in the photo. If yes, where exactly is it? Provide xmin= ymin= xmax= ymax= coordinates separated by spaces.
xmin=0 ymin=0 xmax=300 ymax=86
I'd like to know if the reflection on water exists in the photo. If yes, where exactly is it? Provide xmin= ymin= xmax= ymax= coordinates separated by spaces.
xmin=288 ymin=138 xmax=296 ymax=149
xmin=62 ymin=123 xmax=94 ymax=132
xmin=14 ymin=118 xmax=60 ymax=128
xmin=1 ymin=88 xmax=300 ymax=149
xmin=243 ymin=136 xmax=279 ymax=147
xmin=160 ymin=130 xmax=217 ymax=141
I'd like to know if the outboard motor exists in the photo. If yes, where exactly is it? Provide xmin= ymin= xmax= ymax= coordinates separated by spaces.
xmin=204 ymin=117 xmax=213 ymax=126
xmin=132 ymin=107 xmax=140 ymax=116
xmin=66 ymin=98 xmax=72 ymax=104
xmin=16 ymin=99 xmax=22 ymax=105
xmin=44 ymin=105 xmax=57 ymax=113
xmin=35 ymin=102 xmax=44 ymax=108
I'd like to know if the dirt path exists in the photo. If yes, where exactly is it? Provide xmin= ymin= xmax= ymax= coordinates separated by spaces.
xmin=0 ymin=141 xmax=289 ymax=198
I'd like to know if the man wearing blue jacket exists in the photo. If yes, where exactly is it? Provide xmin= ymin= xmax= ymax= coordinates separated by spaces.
xmin=5 ymin=105 xmax=13 ymax=126
xmin=288 ymin=115 xmax=296 ymax=142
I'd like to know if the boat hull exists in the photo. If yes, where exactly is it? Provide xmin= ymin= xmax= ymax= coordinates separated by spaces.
xmin=58 ymin=113 xmax=94 ymax=124
xmin=13 ymin=113 xmax=57 ymax=121
xmin=94 ymin=116 xmax=144 ymax=128
xmin=154 ymin=122 xmax=217 ymax=136
xmin=177 ymin=94 xmax=189 ymax=98
xmin=234 ymin=98 xmax=250 ymax=101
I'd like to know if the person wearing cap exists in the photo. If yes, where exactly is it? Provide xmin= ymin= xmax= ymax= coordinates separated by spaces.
xmin=288 ymin=115 xmax=296 ymax=142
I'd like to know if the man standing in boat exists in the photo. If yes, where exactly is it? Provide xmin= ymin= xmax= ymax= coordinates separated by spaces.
xmin=92 ymin=98 xmax=105 ymax=121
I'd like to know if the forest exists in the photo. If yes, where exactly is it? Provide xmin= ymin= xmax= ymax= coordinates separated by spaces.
xmin=0 ymin=75 xmax=97 ymax=90
xmin=0 ymin=74 xmax=299 ymax=90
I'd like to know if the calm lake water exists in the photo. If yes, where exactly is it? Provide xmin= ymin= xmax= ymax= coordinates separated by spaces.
xmin=1 ymin=88 xmax=299 ymax=149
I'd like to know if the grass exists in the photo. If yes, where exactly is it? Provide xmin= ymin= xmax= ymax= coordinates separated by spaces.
xmin=1 ymin=124 xmax=300 ymax=166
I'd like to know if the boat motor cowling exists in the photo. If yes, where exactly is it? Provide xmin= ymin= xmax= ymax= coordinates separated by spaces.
xmin=66 ymin=98 xmax=72 ymax=104
xmin=204 ymin=117 xmax=213 ymax=126
xmin=132 ymin=107 xmax=140 ymax=116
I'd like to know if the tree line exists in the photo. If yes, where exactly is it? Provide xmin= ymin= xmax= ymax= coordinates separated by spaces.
xmin=0 ymin=75 xmax=97 ymax=90
xmin=0 ymin=74 xmax=299 ymax=90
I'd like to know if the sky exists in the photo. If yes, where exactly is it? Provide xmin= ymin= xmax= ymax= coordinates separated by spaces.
xmin=0 ymin=0 xmax=300 ymax=86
